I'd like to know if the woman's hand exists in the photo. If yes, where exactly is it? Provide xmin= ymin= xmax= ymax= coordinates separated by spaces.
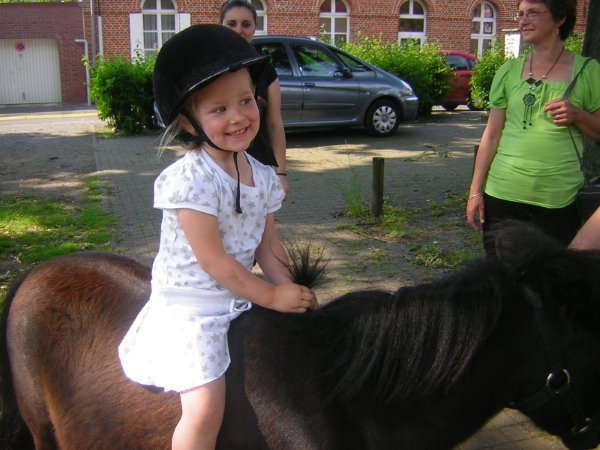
xmin=466 ymin=193 xmax=485 ymax=232
xmin=544 ymin=99 xmax=576 ymax=125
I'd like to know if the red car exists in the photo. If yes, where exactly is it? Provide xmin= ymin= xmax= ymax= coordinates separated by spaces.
xmin=440 ymin=50 xmax=478 ymax=111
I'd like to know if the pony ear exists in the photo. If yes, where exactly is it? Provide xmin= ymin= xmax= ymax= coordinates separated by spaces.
xmin=493 ymin=220 xmax=563 ymax=271
xmin=493 ymin=221 xmax=600 ymax=320
xmin=493 ymin=221 xmax=600 ymax=321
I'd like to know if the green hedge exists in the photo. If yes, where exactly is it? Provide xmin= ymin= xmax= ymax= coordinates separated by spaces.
xmin=89 ymin=52 xmax=156 ymax=134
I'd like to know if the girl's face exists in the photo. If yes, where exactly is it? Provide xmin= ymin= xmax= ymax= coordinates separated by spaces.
xmin=190 ymin=69 xmax=259 ymax=153
xmin=221 ymin=6 xmax=256 ymax=43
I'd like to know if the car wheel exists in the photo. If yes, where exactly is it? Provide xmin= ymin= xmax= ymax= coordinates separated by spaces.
xmin=442 ymin=103 xmax=458 ymax=111
xmin=365 ymin=99 xmax=400 ymax=137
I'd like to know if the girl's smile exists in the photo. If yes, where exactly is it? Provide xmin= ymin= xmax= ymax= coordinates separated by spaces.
xmin=188 ymin=68 xmax=259 ymax=154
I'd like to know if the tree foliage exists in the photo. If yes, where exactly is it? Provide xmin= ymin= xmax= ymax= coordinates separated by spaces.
xmin=582 ymin=0 xmax=600 ymax=175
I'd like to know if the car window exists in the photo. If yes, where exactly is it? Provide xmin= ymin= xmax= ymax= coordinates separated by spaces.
xmin=293 ymin=44 xmax=339 ymax=77
xmin=254 ymin=42 xmax=292 ymax=76
xmin=444 ymin=54 xmax=470 ymax=71
xmin=333 ymin=50 xmax=372 ymax=73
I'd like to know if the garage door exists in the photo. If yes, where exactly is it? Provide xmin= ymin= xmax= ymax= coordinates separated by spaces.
xmin=0 ymin=39 xmax=61 ymax=104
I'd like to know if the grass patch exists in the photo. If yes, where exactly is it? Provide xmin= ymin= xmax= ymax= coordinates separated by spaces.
xmin=340 ymin=193 xmax=483 ymax=274
xmin=340 ymin=165 xmax=369 ymax=217
xmin=0 ymin=177 xmax=116 ymax=301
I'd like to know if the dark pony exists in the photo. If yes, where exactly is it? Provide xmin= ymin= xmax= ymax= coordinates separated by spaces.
xmin=2 ymin=223 xmax=600 ymax=449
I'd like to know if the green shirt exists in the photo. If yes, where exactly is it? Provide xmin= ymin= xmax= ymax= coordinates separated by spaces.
xmin=486 ymin=54 xmax=600 ymax=208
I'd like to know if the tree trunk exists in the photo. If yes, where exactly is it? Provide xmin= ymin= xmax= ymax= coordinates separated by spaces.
xmin=582 ymin=0 xmax=600 ymax=176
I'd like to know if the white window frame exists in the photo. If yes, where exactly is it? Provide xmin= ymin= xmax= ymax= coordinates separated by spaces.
xmin=249 ymin=0 xmax=267 ymax=36
xmin=470 ymin=1 xmax=497 ymax=56
xmin=398 ymin=0 xmax=427 ymax=46
xmin=319 ymin=0 xmax=350 ymax=45
xmin=129 ymin=0 xmax=190 ymax=60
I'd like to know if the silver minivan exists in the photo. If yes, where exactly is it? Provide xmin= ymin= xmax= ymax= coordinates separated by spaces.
xmin=253 ymin=36 xmax=419 ymax=137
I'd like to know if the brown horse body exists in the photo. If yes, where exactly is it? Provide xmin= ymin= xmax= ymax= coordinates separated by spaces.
xmin=4 ymin=253 xmax=180 ymax=449
xmin=3 ymin=226 xmax=600 ymax=449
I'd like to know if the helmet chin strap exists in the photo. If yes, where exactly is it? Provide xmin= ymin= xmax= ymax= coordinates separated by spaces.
xmin=178 ymin=109 xmax=243 ymax=214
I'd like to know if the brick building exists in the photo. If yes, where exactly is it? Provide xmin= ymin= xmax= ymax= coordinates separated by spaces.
xmin=0 ymin=0 xmax=590 ymax=105
xmin=0 ymin=2 xmax=88 ymax=105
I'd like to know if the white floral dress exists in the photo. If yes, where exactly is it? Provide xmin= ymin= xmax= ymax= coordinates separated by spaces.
xmin=119 ymin=149 xmax=284 ymax=392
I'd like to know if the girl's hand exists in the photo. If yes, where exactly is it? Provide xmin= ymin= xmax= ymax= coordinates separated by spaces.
xmin=270 ymin=283 xmax=318 ymax=313
xmin=278 ymin=174 xmax=289 ymax=199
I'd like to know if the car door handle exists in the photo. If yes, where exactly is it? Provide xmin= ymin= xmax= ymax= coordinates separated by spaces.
xmin=304 ymin=82 xmax=316 ymax=87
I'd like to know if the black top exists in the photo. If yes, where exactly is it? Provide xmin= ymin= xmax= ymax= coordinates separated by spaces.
xmin=248 ymin=62 xmax=278 ymax=167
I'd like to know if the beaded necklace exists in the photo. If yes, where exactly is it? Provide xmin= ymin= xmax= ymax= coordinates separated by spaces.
xmin=522 ymin=46 xmax=565 ymax=129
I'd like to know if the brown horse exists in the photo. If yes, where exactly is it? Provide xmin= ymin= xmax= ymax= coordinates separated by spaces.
xmin=2 ymin=224 xmax=600 ymax=449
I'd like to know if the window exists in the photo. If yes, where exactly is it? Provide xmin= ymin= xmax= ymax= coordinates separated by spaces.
xmin=470 ymin=1 xmax=496 ymax=56
xmin=250 ymin=0 xmax=267 ymax=36
xmin=444 ymin=54 xmax=475 ymax=71
xmin=319 ymin=0 xmax=350 ymax=45
xmin=398 ymin=0 xmax=426 ymax=46
xmin=129 ymin=1 xmax=190 ymax=61
xmin=254 ymin=42 xmax=292 ymax=76
xmin=142 ymin=0 xmax=176 ymax=58
xmin=335 ymin=50 xmax=371 ymax=73
xmin=294 ymin=44 xmax=339 ymax=77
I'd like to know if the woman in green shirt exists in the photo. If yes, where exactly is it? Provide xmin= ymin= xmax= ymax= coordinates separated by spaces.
xmin=467 ymin=0 xmax=600 ymax=257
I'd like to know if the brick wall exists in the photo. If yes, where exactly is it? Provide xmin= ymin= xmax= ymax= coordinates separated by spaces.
xmin=91 ymin=0 xmax=589 ymax=60
xmin=0 ymin=1 xmax=590 ymax=105
xmin=0 ymin=2 xmax=87 ymax=104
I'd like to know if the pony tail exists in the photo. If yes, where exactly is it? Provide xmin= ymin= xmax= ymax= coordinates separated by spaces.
xmin=0 ymin=278 xmax=35 ymax=449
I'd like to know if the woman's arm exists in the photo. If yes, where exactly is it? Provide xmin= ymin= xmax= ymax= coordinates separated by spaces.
xmin=466 ymin=108 xmax=506 ymax=231
xmin=266 ymin=79 xmax=289 ymax=195
xmin=178 ymin=209 xmax=315 ymax=312
xmin=570 ymin=207 xmax=600 ymax=250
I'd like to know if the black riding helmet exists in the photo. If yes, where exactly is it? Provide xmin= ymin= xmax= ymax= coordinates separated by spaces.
xmin=153 ymin=24 xmax=269 ymax=214
xmin=153 ymin=24 xmax=268 ymax=129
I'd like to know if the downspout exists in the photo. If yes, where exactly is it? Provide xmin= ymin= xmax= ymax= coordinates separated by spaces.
xmin=75 ymin=39 xmax=91 ymax=106
xmin=90 ymin=0 xmax=96 ymax=65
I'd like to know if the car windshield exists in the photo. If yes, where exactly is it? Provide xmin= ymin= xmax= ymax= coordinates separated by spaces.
xmin=444 ymin=54 xmax=473 ymax=71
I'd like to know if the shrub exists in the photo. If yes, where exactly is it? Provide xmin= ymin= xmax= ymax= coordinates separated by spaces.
xmin=343 ymin=36 xmax=450 ymax=116
xmin=89 ymin=51 xmax=155 ymax=134
xmin=469 ymin=46 xmax=507 ymax=110
xmin=565 ymin=31 xmax=584 ymax=54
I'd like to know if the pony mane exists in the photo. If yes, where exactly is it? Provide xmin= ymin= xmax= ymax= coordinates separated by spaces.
xmin=315 ymin=221 xmax=600 ymax=405
xmin=319 ymin=261 xmax=508 ymax=404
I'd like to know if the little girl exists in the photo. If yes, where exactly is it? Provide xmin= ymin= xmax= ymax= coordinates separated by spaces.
xmin=118 ymin=24 xmax=317 ymax=450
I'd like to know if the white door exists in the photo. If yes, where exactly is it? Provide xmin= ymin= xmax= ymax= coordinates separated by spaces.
xmin=0 ymin=39 xmax=61 ymax=104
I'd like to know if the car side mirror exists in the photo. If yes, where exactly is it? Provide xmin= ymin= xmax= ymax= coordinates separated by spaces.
xmin=340 ymin=67 xmax=352 ymax=78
